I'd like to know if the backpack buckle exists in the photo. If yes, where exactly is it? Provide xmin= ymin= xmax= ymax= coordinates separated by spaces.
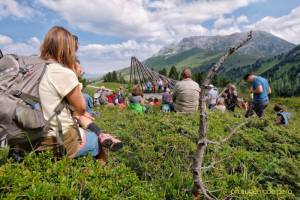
xmin=11 ymin=90 xmax=22 ymax=97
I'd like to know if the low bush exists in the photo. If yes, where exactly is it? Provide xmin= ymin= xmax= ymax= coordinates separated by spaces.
xmin=0 ymin=98 xmax=299 ymax=199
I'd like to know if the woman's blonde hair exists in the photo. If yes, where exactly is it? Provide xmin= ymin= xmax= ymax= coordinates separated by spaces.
xmin=228 ymin=84 xmax=236 ymax=91
xmin=40 ymin=26 xmax=77 ymax=71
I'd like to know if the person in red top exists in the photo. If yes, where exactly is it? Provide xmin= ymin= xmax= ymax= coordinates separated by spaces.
xmin=107 ymin=92 xmax=116 ymax=105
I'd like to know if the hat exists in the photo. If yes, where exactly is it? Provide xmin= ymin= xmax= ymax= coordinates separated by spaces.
xmin=208 ymin=84 xmax=214 ymax=88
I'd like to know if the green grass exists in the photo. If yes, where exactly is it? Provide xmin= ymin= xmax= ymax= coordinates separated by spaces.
xmin=0 ymin=98 xmax=299 ymax=199
xmin=91 ymin=82 xmax=128 ymax=91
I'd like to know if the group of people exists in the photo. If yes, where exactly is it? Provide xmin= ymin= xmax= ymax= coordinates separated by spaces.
xmin=126 ymin=68 xmax=200 ymax=113
xmin=207 ymin=84 xmax=239 ymax=112
xmin=93 ymin=87 xmax=126 ymax=108
xmin=6 ymin=26 xmax=291 ymax=164
xmin=206 ymin=73 xmax=291 ymax=125
xmin=144 ymin=79 xmax=168 ymax=93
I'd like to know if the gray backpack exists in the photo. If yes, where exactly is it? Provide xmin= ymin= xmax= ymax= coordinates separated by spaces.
xmin=0 ymin=54 xmax=78 ymax=150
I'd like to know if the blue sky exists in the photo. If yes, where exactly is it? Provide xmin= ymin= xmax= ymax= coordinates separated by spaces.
xmin=0 ymin=0 xmax=300 ymax=74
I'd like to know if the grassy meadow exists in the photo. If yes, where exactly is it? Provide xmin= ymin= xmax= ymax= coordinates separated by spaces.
xmin=0 ymin=86 xmax=299 ymax=199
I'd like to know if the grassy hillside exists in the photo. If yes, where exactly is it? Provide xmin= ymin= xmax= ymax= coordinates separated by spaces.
xmin=144 ymin=48 xmax=221 ymax=71
xmin=0 ymin=96 xmax=299 ymax=199
xmin=144 ymin=48 xmax=261 ymax=73
xmin=118 ymin=48 xmax=264 ymax=81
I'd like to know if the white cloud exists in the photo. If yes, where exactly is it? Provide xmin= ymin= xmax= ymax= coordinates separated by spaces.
xmin=0 ymin=0 xmax=34 ymax=19
xmin=212 ymin=15 xmax=249 ymax=35
xmin=0 ymin=34 xmax=13 ymax=45
xmin=0 ymin=35 xmax=40 ymax=55
xmin=214 ymin=16 xmax=235 ymax=29
xmin=248 ymin=6 xmax=300 ymax=44
xmin=34 ymin=0 xmax=263 ymax=73
xmin=237 ymin=15 xmax=249 ymax=24
xmin=37 ymin=0 xmax=260 ymax=42
xmin=78 ymin=40 xmax=162 ymax=73
xmin=2 ymin=0 xmax=274 ymax=73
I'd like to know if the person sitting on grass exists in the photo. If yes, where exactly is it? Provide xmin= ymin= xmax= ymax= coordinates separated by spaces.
xmin=148 ymin=97 xmax=154 ymax=106
xmin=116 ymin=87 xmax=126 ymax=105
xmin=274 ymin=105 xmax=291 ymax=125
xmin=146 ymin=81 xmax=152 ymax=93
xmin=128 ymin=85 xmax=147 ymax=113
xmin=153 ymin=97 xmax=160 ymax=106
xmin=107 ymin=92 xmax=116 ymax=106
xmin=173 ymin=68 xmax=200 ymax=113
xmin=162 ymin=88 xmax=175 ymax=112
xmin=215 ymin=98 xmax=226 ymax=113
xmin=36 ymin=26 xmax=121 ymax=164
xmin=223 ymin=84 xmax=238 ymax=112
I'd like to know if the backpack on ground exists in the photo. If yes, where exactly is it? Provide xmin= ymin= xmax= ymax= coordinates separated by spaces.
xmin=0 ymin=54 xmax=79 ymax=153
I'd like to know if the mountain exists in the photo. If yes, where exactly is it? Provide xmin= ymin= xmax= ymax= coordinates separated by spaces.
xmin=226 ymin=45 xmax=300 ymax=96
xmin=143 ymin=31 xmax=295 ymax=73
xmin=83 ymin=73 xmax=103 ymax=81
xmin=157 ymin=31 xmax=294 ymax=57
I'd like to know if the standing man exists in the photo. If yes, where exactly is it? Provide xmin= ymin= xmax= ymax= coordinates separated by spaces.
xmin=244 ymin=73 xmax=271 ymax=118
xmin=173 ymin=68 xmax=200 ymax=113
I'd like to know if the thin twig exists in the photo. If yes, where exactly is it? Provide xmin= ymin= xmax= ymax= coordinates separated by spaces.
xmin=207 ymin=118 xmax=251 ymax=145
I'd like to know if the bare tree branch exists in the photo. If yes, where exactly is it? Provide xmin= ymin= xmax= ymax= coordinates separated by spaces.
xmin=207 ymin=118 xmax=252 ymax=145
xmin=192 ymin=31 xmax=253 ymax=200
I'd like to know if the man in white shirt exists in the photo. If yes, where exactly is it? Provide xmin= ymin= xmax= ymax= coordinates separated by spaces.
xmin=207 ymin=84 xmax=218 ymax=109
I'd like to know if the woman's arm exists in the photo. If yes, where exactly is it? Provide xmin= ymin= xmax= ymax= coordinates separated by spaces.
xmin=66 ymin=85 xmax=86 ymax=116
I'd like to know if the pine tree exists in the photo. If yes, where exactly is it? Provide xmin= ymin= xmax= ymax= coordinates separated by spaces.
xmin=168 ymin=66 xmax=179 ymax=80
xmin=193 ymin=72 xmax=205 ymax=85
xmin=118 ymin=72 xmax=126 ymax=83
xmin=104 ymin=72 xmax=112 ymax=82
xmin=112 ymin=71 xmax=118 ymax=82
xmin=159 ymin=68 xmax=167 ymax=76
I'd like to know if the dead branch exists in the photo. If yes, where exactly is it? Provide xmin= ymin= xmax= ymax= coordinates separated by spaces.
xmin=207 ymin=118 xmax=251 ymax=145
xmin=192 ymin=31 xmax=253 ymax=200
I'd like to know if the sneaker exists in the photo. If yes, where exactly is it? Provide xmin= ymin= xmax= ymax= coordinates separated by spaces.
xmin=99 ymin=133 xmax=123 ymax=152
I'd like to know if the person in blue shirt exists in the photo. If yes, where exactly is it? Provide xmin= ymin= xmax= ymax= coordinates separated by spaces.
xmin=83 ymin=92 xmax=93 ymax=114
xmin=274 ymin=105 xmax=291 ymax=125
xmin=244 ymin=73 xmax=271 ymax=118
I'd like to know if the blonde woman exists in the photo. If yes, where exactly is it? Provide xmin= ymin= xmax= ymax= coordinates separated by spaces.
xmin=38 ymin=26 xmax=119 ymax=163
